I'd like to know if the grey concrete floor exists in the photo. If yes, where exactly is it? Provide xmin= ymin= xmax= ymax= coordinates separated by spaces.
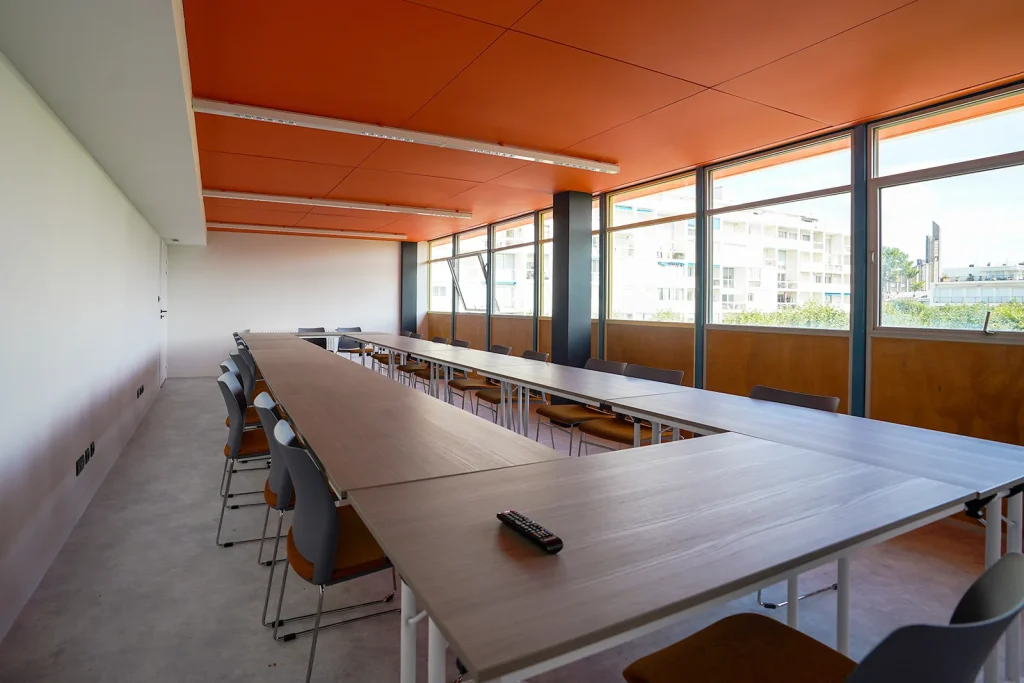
xmin=0 ymin=374 xmax=1007 ymax=682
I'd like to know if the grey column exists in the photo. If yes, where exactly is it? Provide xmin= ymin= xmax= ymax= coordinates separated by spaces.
xmin=550 ymin=191 xmax=592 ymax=368
xmin=400 ymin=241 xmax=418 ymax=334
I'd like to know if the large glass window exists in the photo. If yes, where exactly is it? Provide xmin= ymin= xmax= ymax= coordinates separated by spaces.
xmin=428 ymin=237 xmax=453 ymax=313
xmin=709 ymin=138 xmax=852 ymax=329
xmin=874 ymin=88 xmax=1024 ymax=333
xmin=608 ymin=175 xmax=697 ymax=322
xmin=491 ymin=216 xmax=535 ymax=316
xmin=539 ymin=201 xmax=600 ymax=317
xmin=453 ymin=254 xmax=487 ymax=313
xmin=457 ymin=227 xmax=488 ymax=254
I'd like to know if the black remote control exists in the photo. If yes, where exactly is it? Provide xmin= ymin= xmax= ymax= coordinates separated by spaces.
xmin=497 ymin=510 xmax=563 ymax=554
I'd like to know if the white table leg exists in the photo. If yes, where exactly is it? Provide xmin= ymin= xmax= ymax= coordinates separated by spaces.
xmin=521 ymin=385 xmax=529 ymax=437
xmin=672 ymin=428 xmax=680 ymax=441
xmin=498 ymin=382 xmax=506 ymax=428
xmin=985 ymin=494 xmax=1004 ymax=683
xmin=652 ymin=421 xmax=662 ymax=445
xmin=787 ymin=576 xmax=799 ymax=627
xmin=401 ymin=581 xmax=417 ymax=683
xmin=837 ymin=557 xmax=850 ymax=655
xmin=1007 ymin=493 xmax=1022 ymax=682
xmin=633 ymin=421 xmax=641 ymax=448
xmin=427 ymin=618 xmax=447 ymax=683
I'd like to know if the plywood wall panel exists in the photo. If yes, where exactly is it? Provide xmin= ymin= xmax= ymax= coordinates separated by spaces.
xmin=605 ymin=321 xmax=695 ymax=386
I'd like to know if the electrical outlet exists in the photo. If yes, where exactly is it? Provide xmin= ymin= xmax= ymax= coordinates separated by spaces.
xmin=89 ymin=441 xmax=95 ymax=457
xmin=75 ymin=454 xmax=86 ymax=476
xmin=136 ymin=384 xmax=145 ymax=398
xmin=84 ymin=448 xmax=91 ymax=465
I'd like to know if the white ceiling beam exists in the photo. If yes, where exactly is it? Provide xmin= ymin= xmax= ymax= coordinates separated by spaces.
xmin=207 ymin=222 xmax=409 ymax=240
xmin=193 ymin=98 xmax=620 ymax=175
xmin=202 ymin=189 xmax=471 ymax=219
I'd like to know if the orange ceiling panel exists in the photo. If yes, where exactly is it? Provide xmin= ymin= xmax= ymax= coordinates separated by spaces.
xmin=407 ymin=0 xmax=541 ymax=27
xmin=448 ymin=182 xmax=555 ymax=225
xmin=406 ymin=31 xmax=704 ymax=152
xmin=563 ymin=90 xmax=826 ymax=186
xmin=203 ymin=196 xmax=310 ymax=215
xmin=359 ymin=142 xmax=530 ymax=183
xmin=194 ymin=113 xmax=381 ymax=167
xmin=718 ymin=0 xmax=1024 ymax=125
xmin=513 ymin=0 xmax=912 ymax=86
xmin=183 ymin=0 xmax=503 ymax=125
xmin=203 ymin=200 xmax=308 ymax=228
xmin=326 ymin=169 xmax=477 ymax=208
xmin=293 ymin=213 xmax=401 ymax=233
xmin=375 ymin=215 xmax=469 ymax=242
xmin=198 ymin=150 xmax=353 ymax=197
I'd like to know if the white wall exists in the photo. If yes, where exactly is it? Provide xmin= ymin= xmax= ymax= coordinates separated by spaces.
xmin=168 ymin=231 xmax=401 ymax=377
xmin=0 ymin=51 xmax=163 ymax=640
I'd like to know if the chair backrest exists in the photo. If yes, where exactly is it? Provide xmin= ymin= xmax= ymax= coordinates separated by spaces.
xmin=217 ymin=373 xmax=246 ymax=458
xmin=274 ymin=421 xmax=339 ymax=586
xmin=489 ymin=344 xmax=513 ymax=355
xmin=229 ymin=352 xmax=256 ymax=403
xmin=400 ymin=330 xmax=413 ymax=337
xmin=335 ymin=326 xmax=362 ymax=351
xmin=749 ymin=385 xmax=840 ymax=413
xmin=625 ymin=363 xmax=685 ymax=385
xmin=522 ymin=349 xmax=549 ymax=362
xmin=236 ymin=345 xmax=257 ymax=375
xmin=847 ymin=552 xmax=1024 ymax=683
xmin=452 ymin=339 xmax=470 ymax=348
xmin=298 ymin=327 xmax=327 ymax=350
xmin=220 ymin=357 xmax=240 ymax=379
xmin=431 ymin=336 xmax=449 ymax=344
xmin=409 ymin=333 xmax=422 ymax=339
xmin=584 ymin=357 xmax=628 ymax=375
xmin=253 ymin=392 xmax=293 ymax=509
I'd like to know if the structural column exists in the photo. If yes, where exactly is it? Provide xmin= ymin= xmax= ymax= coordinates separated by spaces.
xmin=550 ymin=190 xmax=593 ymax=368
xmin=400 ymin=241 xmax=418 ymax=334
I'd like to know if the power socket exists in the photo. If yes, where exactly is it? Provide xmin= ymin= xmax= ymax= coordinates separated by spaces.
xmin=75 ymin=454 xmax=86 ymax=476
xmin=136 ymin=385 xmax=145 ymax=399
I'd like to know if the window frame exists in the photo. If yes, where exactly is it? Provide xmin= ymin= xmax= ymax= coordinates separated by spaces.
xmin=490 ymin=213 xmax=537 ymax=318
xmin=867 ymin=83 xmax=1024 ymax=345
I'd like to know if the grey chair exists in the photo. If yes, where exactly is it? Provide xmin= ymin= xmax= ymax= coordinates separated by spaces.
xmin=622 ymin=552 xmax=1024 ymax=683
xmin=298 ymin=327 xmax=327 ymax=350
xmin=474 ymin=349 xmax=550 ymax=426
xmin=406 ymin=336 xmax=450 ymax=390
xmin=749 ymin=384 xmax=841 ymax=610
xmin=252 ymin=392 xmax=295 ymax=626
xmin=409 ymin=332 xmax=422 ymax=339
xmin=335 ymin=326 xmax=371 ymax=360
xmin=448 ymin=344 xmax=513 ymax=408
xmin=271 ymin=421 xmax=398 ymax=683
xmin=216 ymin=373 xmax=272 ymax=548
xmin=399 ymin=330 xmax=413 ymax=337
xmin=576 ymin=364 xmax=685 ymax=456
xmin=535 ymin=358 xmax=627 ymax=454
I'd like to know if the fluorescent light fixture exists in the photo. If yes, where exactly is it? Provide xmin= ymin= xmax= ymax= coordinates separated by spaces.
xmin=193 ymin=98 xmax=620 ymax=175
xmin=202 ymin=189 xmax=470 ymax=219
xmin=207 ymin=222 xmax=408 ymax=240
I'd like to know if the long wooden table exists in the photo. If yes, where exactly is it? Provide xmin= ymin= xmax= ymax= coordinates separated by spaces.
xmin=350 ymin=432 xmax=974 ymax=683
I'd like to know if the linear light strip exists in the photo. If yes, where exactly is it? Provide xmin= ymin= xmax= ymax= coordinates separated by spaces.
xmin=202 ymin=189 xmax=470 ymax=219
xmin=193 ymin=98 xmax=620 ymax=175
xmin=207 ymin=222 xmax=408 ymax=240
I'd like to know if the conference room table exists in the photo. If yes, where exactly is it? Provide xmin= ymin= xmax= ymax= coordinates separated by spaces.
xmin=239 ymin=331 xmax=1024 ymax=683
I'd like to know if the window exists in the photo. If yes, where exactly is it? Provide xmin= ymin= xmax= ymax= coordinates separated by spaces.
xmin=492 ymin=244 xmax=534 ymax=316
xmin=610 ymin=175 xmax=697 ymax=228
xmin=492 ymin=216 xmax=534 ymax=249
xmin=709 ymin=136 xmax=852 ymax=330
xmin=539 ymin=200 xmax=600 ymax=318
xmin=428 ymin=237 xmax=453 ymax=313
xmin=452 ymin=255 xmax=487 ymax=313
xmin=874 ymin=88 xmax=1024 ymax=333
xmin=458 ymin=227 xmax=488 ymax=254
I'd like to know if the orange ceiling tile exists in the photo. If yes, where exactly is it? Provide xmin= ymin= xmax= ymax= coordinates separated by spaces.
xmin=326 ymin=168 xmax=478 ymax=207
xmin=447 ymin=182 xmax=555 ymax=225
xmin=198 ymin=150 xmax=353 ymax=197
xmin=359 ymin=142 xmax=530 ymax=183
xmin=384 ymin=215 xmax=479 ymax=242
xmin=183 ymin=0 xmax=503 ymax=125
xmin=203 ymin=196 xmax=310 ymax=214
xmin=194 ymin=113 xmax=381 ymax=167
xmin=718 ymin=0 xmax=1024 ymax=125
xmin=406 ymin=31 xmax=704 ymax=152
xmin=294 ymin=213 xmax=401 ymax=232
xmin=407 ymin=0 xmax=541 ymax=27
xmin=563 ymin=90 xmax=826 ymax=186
xmin=203 ymin=201 xmax=308 ymax=228
xmin=513 ymin=0 xmax=912 ymax=86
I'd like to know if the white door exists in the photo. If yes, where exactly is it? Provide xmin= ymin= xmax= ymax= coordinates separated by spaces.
xmin=159 ymin=240 xmax=168 ymax=385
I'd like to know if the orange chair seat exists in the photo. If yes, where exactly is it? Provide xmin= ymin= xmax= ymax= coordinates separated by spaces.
xmin=536 ymin=403 xmax=614 ymax=427
xmin=339 ymin=346 xmax=373 ymax=355
xmin=263 ymin=479 xmax=295 ymax=509
xmin=412 ymin=367 xmax=432 ymax=379
xmin=224 ymin=428 xmax=270 ymax=458
xmin=476 ymin=387 xmax=545 ymax=405
xmin=578 ymin=417 xmax=650 ymax=445
xmin=286 ymin=505 xmax=391 ymax=584
xmin=226 ymin=405 xmax=261 ymax=428
xmin=397 ymin=362 xmax=427 ymax=373
xmin=449 ymin=378 xmax=494 ymax=392
xmin=371 ymin=352 xmax=392 ymax=363
xmin=622 ymin=612 xmax=855 ymax=683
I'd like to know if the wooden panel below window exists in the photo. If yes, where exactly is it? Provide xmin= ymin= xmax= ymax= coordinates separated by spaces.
xmin=706 ymin=328 xmax=850 ymax=413
xmin=425 ymin=312 xmax=451 ymax=341
xmin=537 ymin=318 xmax=599 ymax=360
xmin=490 ymin=316 xmax=534 ymax=356
xmin=605 ymin=321 xmax=695 ymax=386
xmin=455 ymin=313 xmax=487 ymax=350
xmin=870 ymin=336 xmax=1024 ymax=445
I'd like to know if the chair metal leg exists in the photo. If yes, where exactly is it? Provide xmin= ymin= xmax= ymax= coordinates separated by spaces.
xmin=256 ymin=505 xmax=271 ymax=565
xmin=304 ymin=586 xmax=326 ymax=683
xmin=756 ymin=581 xmax=838 ymax=609
xmin=262 ymin=511 xmax=286 ymax=625
xmin=215 ymin=466 xmax=234 ymax=546
xmin=219 ymin=458 xmax=230 ymax=497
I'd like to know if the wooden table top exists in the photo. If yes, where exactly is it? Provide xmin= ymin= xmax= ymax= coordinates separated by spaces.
xmin=248 ymin=342 xmax=558 ymax=492
xmin=349 ymin=432 xmax=973 ymax=682
xmin=608 ymin=390 xmax=1024 ymax=495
